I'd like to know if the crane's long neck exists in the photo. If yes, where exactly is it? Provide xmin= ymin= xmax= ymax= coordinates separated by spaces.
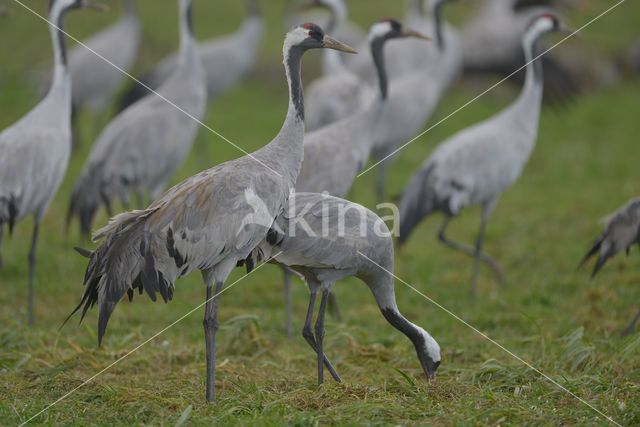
xmin=321 ymin=0 xmax=348 ymax=75
xmin=123 ymin=0 xmax=136 ymax=16
xmin=431 ymin=0 xmax=446 ymax=51
xmin=367 ymin=274 xmax=437 ymax=368
xmin=259 ymin=44 xmax=306 ymax=184
xmin=370 ymin=37 xmax=389 ymax=101
xmin=46 ymin=1 xmax=71 ymax=103
xmin=511 ymin=28 xmax=545 ymax=125
xmin=178 ymin=0 xmax=197 ymax=63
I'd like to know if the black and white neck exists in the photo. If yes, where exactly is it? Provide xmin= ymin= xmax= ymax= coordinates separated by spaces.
xmin=369 ymin=32 xmax=391 ymax=101
xmin=47 ymin=0 xmax=72 ymax=98
xmin=512 ymin=16 xmax=552 ymax=116
xmin=178 ymin=0 xmax=197 ymax=63
xmin=429 ymin=0 xmax=446 ymax=51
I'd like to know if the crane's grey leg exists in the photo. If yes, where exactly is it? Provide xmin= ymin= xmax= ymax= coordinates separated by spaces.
xmin=438 ymin=216 xmax=505 ymax=286
xmin=302 ymin=287 xmax=341 ymax=382
xmin=203 ymin=276 xmax=224 ymax=403
xmin=315 ymin=288 xmax=331 ymax=385
xmin=621 ymin=308 xmax=640 ymax=336
xmin=283 ymin=267 xmax=293 ymax=339
xmin=471 ymin=206 xmax=493 ymax=296
xmin=0 ymin=223 xmax=4 ymax=270
xmin=27 ymin=219 xmax=40 ymax=326
xmin=375 ymin=162 xmax=389 ymax=203
xmin=327 ymin=291 xmax=342 ymax=321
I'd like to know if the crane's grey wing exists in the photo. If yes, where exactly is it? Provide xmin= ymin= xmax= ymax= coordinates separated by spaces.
xmin=580 ymin=198 xmax=640 ymax=276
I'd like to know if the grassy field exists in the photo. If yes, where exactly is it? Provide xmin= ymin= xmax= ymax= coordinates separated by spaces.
xmin=1 ymin=0 xmax=640 ymax=425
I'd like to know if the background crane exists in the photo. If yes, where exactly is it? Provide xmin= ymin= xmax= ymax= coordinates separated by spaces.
xmin=0 ymin=0 xmax=105 ymax=325
xmin=398 ymin=14 xmax=567 ymax=295
xmin=580 ymin=197 xmax=640 ymax=335
xmin=67 ymin=0 xmax=207 ymax=236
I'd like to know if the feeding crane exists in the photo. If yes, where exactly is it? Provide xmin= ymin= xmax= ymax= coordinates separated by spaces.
xmin=0 ymin=0 xmax=105 ymax=325
xmin=247 ymin=192 xmax=441 ymax=385
xmin=398 ymin=13 xmax=569 ymax=295
xmin=66 ymin=23 xmax=356 ymax=402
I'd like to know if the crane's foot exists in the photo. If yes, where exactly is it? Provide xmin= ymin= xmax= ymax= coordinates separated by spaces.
xmin=621 ymin=309 xmax=640 ymax=336
xmin=302 ymin=327 xmax=341 ymax=382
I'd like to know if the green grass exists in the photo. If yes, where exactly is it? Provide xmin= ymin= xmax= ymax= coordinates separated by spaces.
xmin=1 ymin=0 xmax=640 ymax=425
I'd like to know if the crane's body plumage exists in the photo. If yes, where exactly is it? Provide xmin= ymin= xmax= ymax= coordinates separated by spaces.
xmin=68 ymin=0 xmax=140 ymax=111
xmin=69 ymin=0 xmax=207 ymax=235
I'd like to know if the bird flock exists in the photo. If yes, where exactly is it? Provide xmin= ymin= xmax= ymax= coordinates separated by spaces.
xmin=0 ymin=0 xmax=637 ymax=403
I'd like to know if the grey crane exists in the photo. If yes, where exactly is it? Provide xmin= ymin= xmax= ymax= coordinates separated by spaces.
xmin=0 ymin=0 xmax=104 ymax=325
xmin=67 ymin=0 xmax=207 ymax=236
xmin=461 ymin=0 xmax=582 ymax=105
xmin=247 ymin=192 xmax=441 ymax=385
xmin=118 ymin=0 xmax=263 ymax=111
xmin=67 ymin=0 xmax=140 ymax=113
xmin=371 ymin=0 xmax=462 ymax=202
xmin=66 ymin=23 xmax=356 ymax=402
xmin=278 ymin=19 xmax=431 ymax=337
xmin=398 ymin=13 xmax=567 ymax=295
xmin=580 ymin=197 xmax=640 ymax=335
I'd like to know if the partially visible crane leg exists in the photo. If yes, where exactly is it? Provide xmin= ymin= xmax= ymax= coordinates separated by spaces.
xmin=437 ymin=216 xmax=504 ymax=288
xmin=0 ymin=223 xmax=4 ymax=270
xmin=203 ymin=275 xmax=224 ymax=403
xmin=375 ymin=161 xmax=390 ymax=203
xmin=471 ymin=206 xmax=492 ymax=297
xmin=27 ymin=219 xmax=40 ymax=326
xmin=327 ymin=291 xmax=342 ymax=321
xmin=621 ymin=308 xmax=640 ymax=336
xmin=315 ymin=287 xmax=331 ymax=385
xmin=282 ymin=267 xmax=293 ymax=339
xmin=302 ymin=285 xmax=341 ymax=382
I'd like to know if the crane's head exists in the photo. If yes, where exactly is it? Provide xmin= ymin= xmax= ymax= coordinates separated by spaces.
xmin=528 ymin=12 xmax=571 ymax=35
xmin=49 ymin=0 xmax=108 ymax=14
xmin=285 ymin=23 xmax=357 ymax=53
xmin=414 ymin=325 xmax=442 ymax=380
xmin=368 ymin=18 xmax=432 ymax=43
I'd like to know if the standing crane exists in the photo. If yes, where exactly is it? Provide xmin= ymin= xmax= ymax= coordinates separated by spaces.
xmin=278 ymin=19 xmax=431 ymax=337
xmin=0 ymin=0 xmax=105 ymax=325
xmin=248 ymin=192 xmax=441 ymax=385
xmin=118 ymin=0 xmax=264 ymax=111
xmin=67 ymin=0 xmax=140 ymax=113
xmin=370 ymin=0 xmax=462 ymax=202
xmin=66 ymin=23 xmax=356 ymax=402
xmin=398 ymin=13 xmax=568 ymax=295
xmin=580 ymin=197 xmax=640 ymax=335
xmin=67 ymin=0 xmax=207 ymax=236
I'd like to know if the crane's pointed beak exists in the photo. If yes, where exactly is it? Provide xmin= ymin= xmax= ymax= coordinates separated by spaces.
xmin=401 ymin=28 xmax=432 ymax=41
xmin=322 ymin=36 xmax=358 ymax=54
xmin=80 ymin=0 xmax=109 ymax=12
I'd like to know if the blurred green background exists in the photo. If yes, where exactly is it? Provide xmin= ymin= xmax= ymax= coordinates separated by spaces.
xmin=0 ymin=0 xmax=639 ymax=425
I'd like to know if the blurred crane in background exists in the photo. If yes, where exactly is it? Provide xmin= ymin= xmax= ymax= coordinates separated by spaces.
xmin=0 ymin=0 xmax=105 ymax=325
xmin=398 ymin=14 xmax=568 ymax=295
xmin=580 ymin=197 xmax=640 ymax=335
